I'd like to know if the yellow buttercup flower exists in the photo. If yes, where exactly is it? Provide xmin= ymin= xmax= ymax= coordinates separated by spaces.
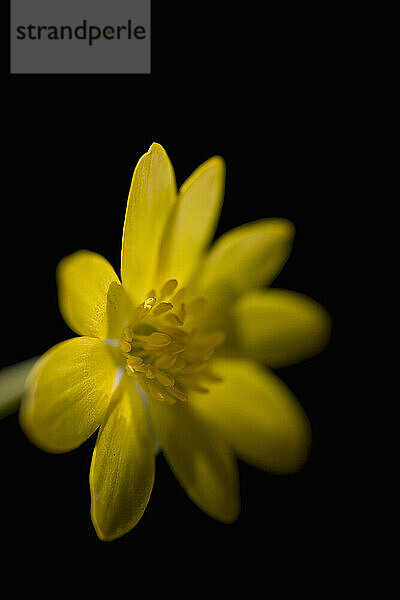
xmin=20 ymin=143 xmax=330 ymax=541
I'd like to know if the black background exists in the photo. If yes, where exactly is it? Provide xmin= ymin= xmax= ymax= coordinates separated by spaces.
xmin=2 ymin=1 xmax=344 ymax=584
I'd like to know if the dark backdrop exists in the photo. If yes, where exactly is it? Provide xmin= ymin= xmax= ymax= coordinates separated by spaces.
xmin=2 ymin=1 xmax=342 ymax=583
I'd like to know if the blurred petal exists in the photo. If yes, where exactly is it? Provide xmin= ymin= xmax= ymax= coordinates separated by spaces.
xmin=229 ymin=289 xmax=331 ymax=367
xmin=20 ymin=337 xmax=118 ymax=453
xmin=121 ymin=143 xmax=177 ymax=303
xmin=149 ymin=397 xmax=239 ymax=523
xmin=90 ymin=378 xmax=155 ymax=541
xmin=57 ymin=250 xmax=130 ymax=340
xmin=157 ymin=156 xmax=225 ymax=287
xmin=191 ymin=358 xmax=311 ymax=474
xmin=0 ymin=357 xmax=39 ymax=419
xmin=189 ymin=219 xmax=294 ymax=313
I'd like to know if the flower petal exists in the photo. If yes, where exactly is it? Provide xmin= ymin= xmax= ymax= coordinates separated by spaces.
xmin=188 ymin=218 xmax=295 ymax=314
xmin=20 ymin=337 xmax=118 ymax=453
xmin=90 ymin=378 xmax=155 ymax=541
xmin=57 ymin=250 xmax=130 ymax=340
xmin=0 ymin=357 xmax=39 ymax=419
xmin=190 ymin=358 xmax=311 ymax=474
xmin=121 ymin=143 xmax=177 ymax=304
xmin=149 ymin=397 xmax=239 ymax=523
xmin=229 ymin=289 xmax=331 ymax=367
xmin=156 ymin=156 xmax=225 ymax=287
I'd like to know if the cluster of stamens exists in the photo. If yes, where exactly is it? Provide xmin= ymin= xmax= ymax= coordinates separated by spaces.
xmin=121 ymin=279 xmax=224 ymax=404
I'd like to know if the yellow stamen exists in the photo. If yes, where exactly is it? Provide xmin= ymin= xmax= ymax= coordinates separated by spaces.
xmin=161 ymin=326 xmax=188 ymax=342
xmin=122 ymin=327 xmax=133 ymax=342
xmin=203 ymin=370 xmax=223 ymax=382
xmin=170 ymin=357 xmax=186 ymax=372
xmin=177 ymin=303 xmax=186 ymax=322
xmin=171 ymin=288 xmax=185 ymax=305
xmin=166 ymin=342 xmax=185 ymax=354
xmin=132 ymin=304 xmax=150 ymax=321
xmin=169 ymin=386 xmax=188 ymax=402
xmin=144 ymin=296 xmax=157 ymax=310
xmin=156 ymin=371 xmax=175 ymax=387
xmin=154 ymin=354 xmax=176 ymax=369
xmin=160 ymin=279 xmax=178 ymax=298
xmin=180 ymin=361 xmax=207 ymax=374
xmin=120 ymin=340 xmax=132 ymax=353
xmin=147 ymin=332 xmax=171 ymax=347
xmin=145 ymin=365 xmax=156 ymax=379
xmin=187 ymin=383 xmax=209 ymax=393
xmin=164 ymin=313 xmax=184 ymax=326
xmin=133 ymin=363 xmax=147 ymax=373
xmin=152 ymin=302 xmax=173 ymax=316
xmin=126 ymin=355 xmax=144 ymax=368
xmin=125 ymin=363 xmax=135 ymax=376
xmin=147 ymin=381 xmax=167 ymax=402
xmin=120 ymin=283 xmax=224 ymax=405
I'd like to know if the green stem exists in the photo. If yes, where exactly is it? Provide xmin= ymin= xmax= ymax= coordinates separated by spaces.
xmin=0 ymin=357 xmax=40 ymax=419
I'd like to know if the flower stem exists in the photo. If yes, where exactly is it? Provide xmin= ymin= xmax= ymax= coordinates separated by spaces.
xmin=0 ymin=357 xmax=40 ymax=419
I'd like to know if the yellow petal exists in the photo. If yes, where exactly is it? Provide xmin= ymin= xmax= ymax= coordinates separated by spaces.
xmin=0 ymin=357 xmax=39 ymax=419
xmin=229 ymin=289 xmax=331 ymax=367
xmin=90 ymin=378 xmax=155 ymax=541
xmin=149 ymin=397 xmax=239 ymax=523
xmin=20 ymin=337 xmax=118 ymax=453
xmin=57 ymin=250 xmax=130 ymax=340
xmin=121 ymin=143 xmax=177 ymax=303
xmin=157 ymin=156 xmax=225 ymax=287
xmin=188 ymin=218 xmax=295 ymax=313
xmin=191 ymin=358 xmax=311 ymax=474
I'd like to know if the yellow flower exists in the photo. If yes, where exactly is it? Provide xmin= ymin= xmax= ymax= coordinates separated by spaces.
xmin=20 ymin=143 xmax=330 ymax=541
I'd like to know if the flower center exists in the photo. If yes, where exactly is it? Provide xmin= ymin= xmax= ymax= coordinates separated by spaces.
xmin=120 ymin=279 xmax=224 ymax=404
